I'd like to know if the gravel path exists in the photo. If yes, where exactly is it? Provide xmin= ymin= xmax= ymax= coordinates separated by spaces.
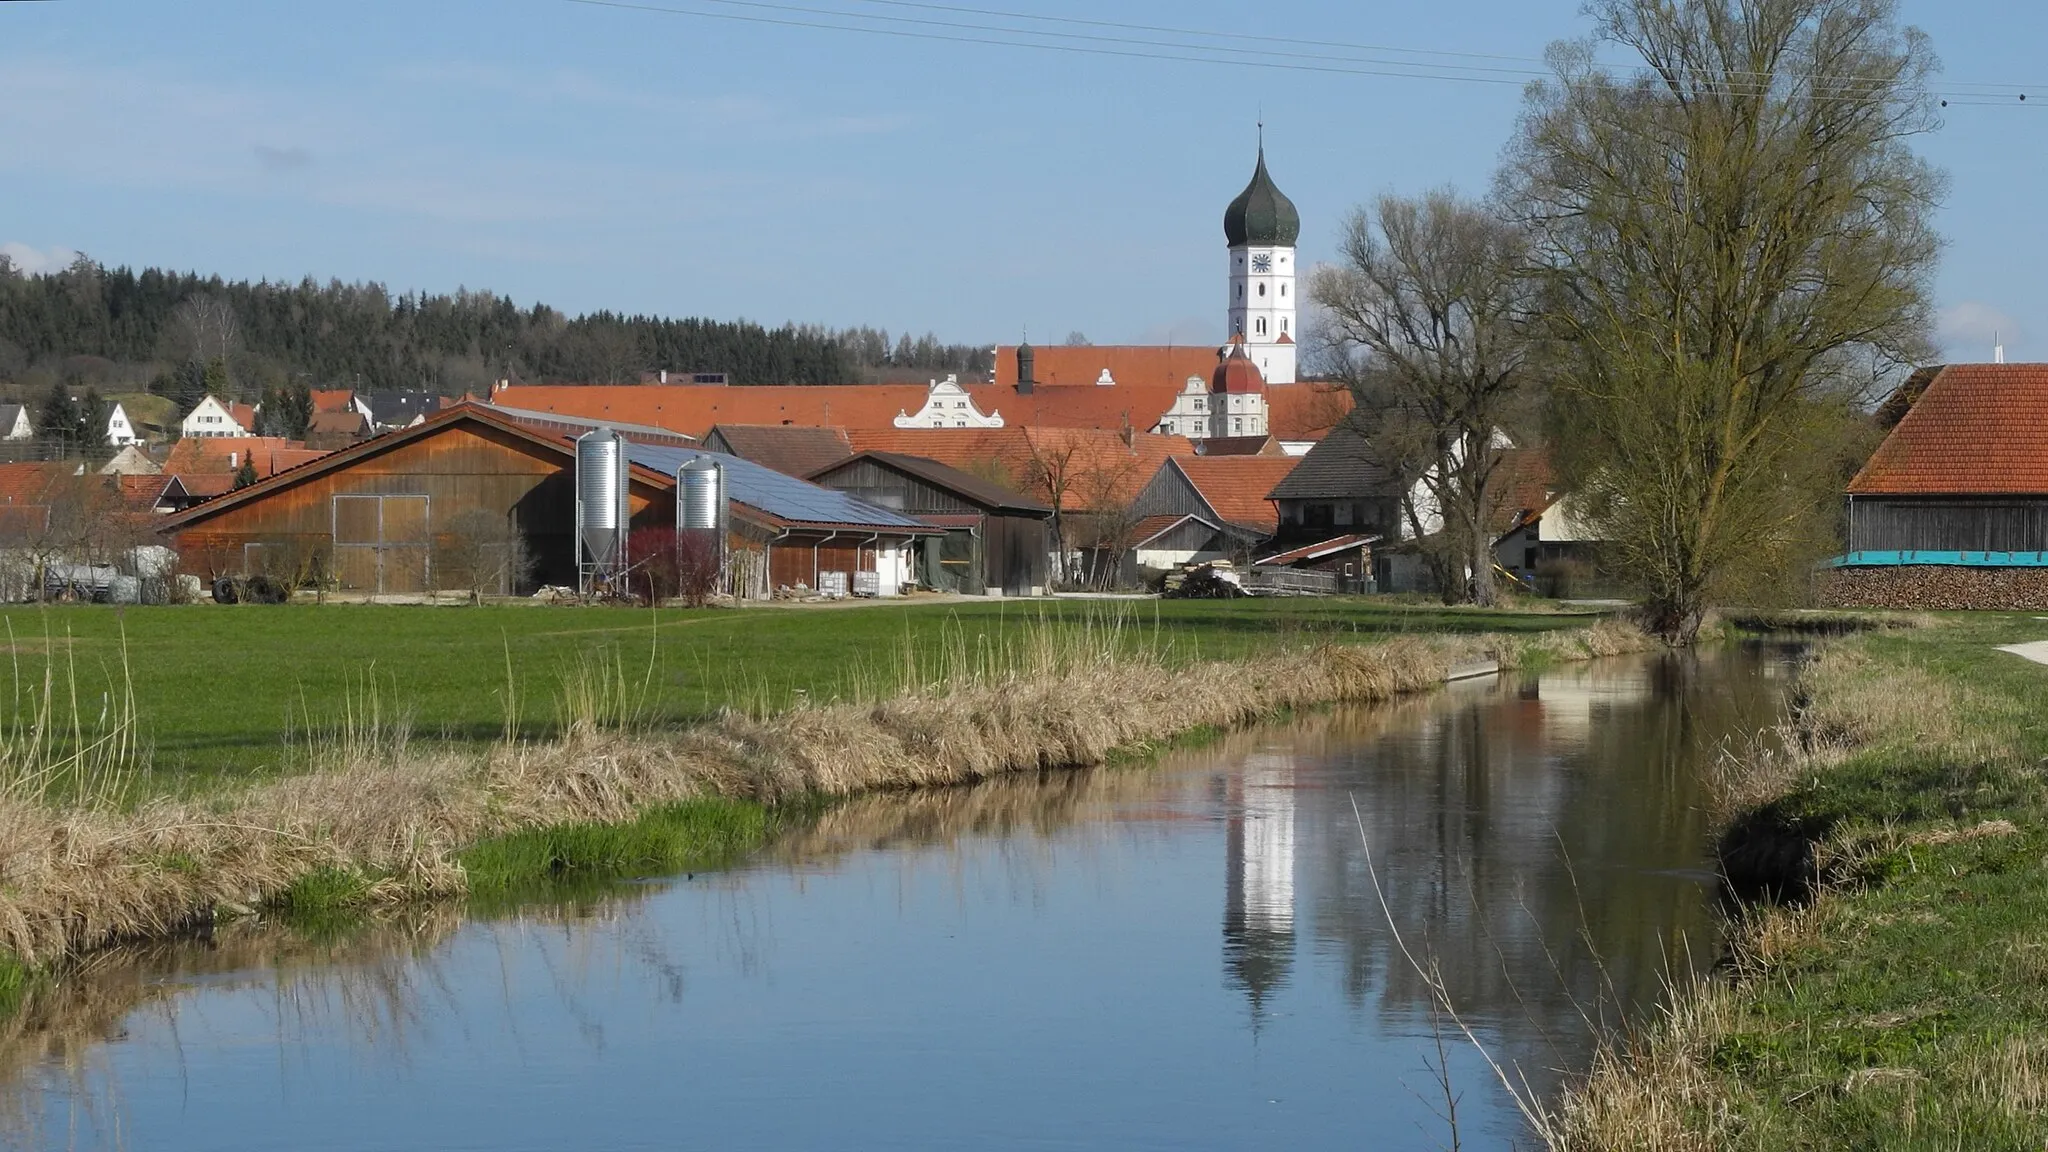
xmin=1995 ymin=640 xmax=2048 ymax=665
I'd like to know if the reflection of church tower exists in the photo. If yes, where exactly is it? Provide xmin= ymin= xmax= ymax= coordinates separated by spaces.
xmin=1223 ymin=757 xmax=1298 ymax=1024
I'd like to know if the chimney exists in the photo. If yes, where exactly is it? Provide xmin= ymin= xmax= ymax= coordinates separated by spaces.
xmin=1995 ymin=331 xmax=2007 ymax=365
xmin=228 ymin=451 xmax=238 ymax=469
xmin=659 ymin=369 xmax=669 ymax=384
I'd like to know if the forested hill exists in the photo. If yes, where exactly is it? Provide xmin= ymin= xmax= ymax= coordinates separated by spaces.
xmin=0 ymin=256 xmax=990 ymax=400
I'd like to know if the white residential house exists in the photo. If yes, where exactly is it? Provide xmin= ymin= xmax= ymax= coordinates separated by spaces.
xmin=893 ymin=375 xmax=1004 ymax=429
xmin=106 ymin=403 xmax=143 ymax=447
xmin=0 ymin=405 xmax=31 ymax=441
xmin=181 ymin=396 xmax=255 ymax=439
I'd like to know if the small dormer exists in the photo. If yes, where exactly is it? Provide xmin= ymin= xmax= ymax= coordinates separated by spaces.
xmin=1096 ymin=369 xmax=1116 ymax=387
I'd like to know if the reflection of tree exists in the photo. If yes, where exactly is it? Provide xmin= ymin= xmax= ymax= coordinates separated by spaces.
xmin=1295 ymin=646 xmax=1792 ymax=1094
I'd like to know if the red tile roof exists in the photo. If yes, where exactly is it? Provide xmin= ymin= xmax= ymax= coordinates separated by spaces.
xmin=1210 ymin=346 xmax=1267 ymax=395
xmin=1491 ymin=448 xmax=1559 ymax=533
xmin=845 ymin=427 xmax=1196 ymax=512
xmin=974 ymin=382 xmax=1184 ymax=434
xmin=1849 ymin=364 xmax=2048 ymax=495
xmin=113 ymin=474 xmax=172 ymax=517
xmin=491 ymin=384 xmax=929 ymax=439
xmin=1171 ymin=455 xmax=1300 ymax=534
xmin=1268 ymin=382 xmax=1352 ymax=442
xmin=0 ymin=462 xmax=74 ymax=506
xmin=163 ymin=437 xmax=327 ymax=477
xmin=993 ymin=345 xmax=1220 ymax=390
xmin=310 ymin=389 xmax=357 ymax=414
xmin=227 ymin=402 xmax=258 ymax=431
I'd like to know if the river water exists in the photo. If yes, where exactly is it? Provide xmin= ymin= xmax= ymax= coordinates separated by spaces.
xmin=11 ymin=645 xmax=1795 ymax=1151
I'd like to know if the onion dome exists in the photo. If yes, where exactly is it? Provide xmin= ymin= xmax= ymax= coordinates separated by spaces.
xmin=1211 ymin=343 xmax=1268 ymax=394
xmin=1223 ymin=146 xmax=1301 ymax=248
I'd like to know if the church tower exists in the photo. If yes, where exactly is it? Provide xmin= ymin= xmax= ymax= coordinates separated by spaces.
xmin=1224 ymin=139 xmax=1300 ymax=385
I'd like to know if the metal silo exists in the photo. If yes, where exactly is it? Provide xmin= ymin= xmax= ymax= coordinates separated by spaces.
xmin=678 ymin=457 xmax=725 ymax=532
xmin=677 ymin=456 xmax=728 ymax=597
xmin=574 ymin=428 xmax=631 ymax=595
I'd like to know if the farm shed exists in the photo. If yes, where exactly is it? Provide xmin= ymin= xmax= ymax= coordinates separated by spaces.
xmin=1828 ymin=364 xmax=2048 ymax=609
xmin=624 ymin=445 xmax=936 ymax=598
xmin=163 ymin=404 xmax=675 ymax=594
xmin=1130 ymin=513 xmax=1242 ymax=571
xmin=164 ymin=404 xmax=935 ymax=600
xmin=806 ymin=451 xmax=1051 ymax=595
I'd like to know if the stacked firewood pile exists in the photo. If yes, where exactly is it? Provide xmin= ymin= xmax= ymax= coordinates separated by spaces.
xmin=1817 ymin=566 xmax=2048 ymax=611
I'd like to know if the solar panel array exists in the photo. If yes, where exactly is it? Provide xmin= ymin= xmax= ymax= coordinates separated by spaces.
xmin=625 ymin=442 xmax=930 ymax=530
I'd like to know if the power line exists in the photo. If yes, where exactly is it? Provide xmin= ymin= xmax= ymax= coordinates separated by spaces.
xmin=560 ymin=0 xmax=2036 ymax=106
xmin=846 ymin=0 xmax=2040 ymax=96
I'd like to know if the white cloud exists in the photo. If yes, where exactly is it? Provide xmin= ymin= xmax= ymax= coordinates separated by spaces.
xmin=1939 ymin=301 xmax=2023 ymax=361
xmin=0 ymin=241 xmax=80 ymax=275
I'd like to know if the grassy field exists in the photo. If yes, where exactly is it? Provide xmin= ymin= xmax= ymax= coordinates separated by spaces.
xmin=0 ymin=597 xmax=1590 ymax=789
xmin=1561 ymin=613 xmax=2048 ymax=1149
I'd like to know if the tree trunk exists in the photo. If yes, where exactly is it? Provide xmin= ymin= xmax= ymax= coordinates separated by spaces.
xmin=1468 ymin=520 xmax=1498 ymax=607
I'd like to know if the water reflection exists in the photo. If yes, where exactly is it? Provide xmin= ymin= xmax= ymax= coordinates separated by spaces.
xmin=8 ymin=646 xmax=1793 ymax=1152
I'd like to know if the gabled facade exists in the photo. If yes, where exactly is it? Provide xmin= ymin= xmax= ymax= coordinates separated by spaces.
xmin=0 ymin=405 xmax=32 ymax=442
xmin=106 ymin=403 xmax=142 ymax=447
xmin=893 ymin=375 xmax=1004 ymax=429
xmin=181 ymin=396 xmax=255 ymax=439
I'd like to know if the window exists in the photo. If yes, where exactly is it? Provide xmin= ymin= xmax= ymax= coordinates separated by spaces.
xmin=1258 ymin=283 xmax=1266 ymax=297
xmin=1255 ymin=318 xmax=1266 ymax=335
xmin=1232 ymin=418 xmax=1242 ymax=433
xmin=1281 ymin=284 xmax=1287 ymax=297
xmin=1193 ymin=397 xmax=1204 ymax=411
xmin=1335 ymin=504 xmax=1353 ymax=527
xmin=1281 ymin=318 xmax=1289 ymax=333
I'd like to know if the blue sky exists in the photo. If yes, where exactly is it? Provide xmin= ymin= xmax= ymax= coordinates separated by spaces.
xmin=2 ymin=0 xmax=2041 ymax=358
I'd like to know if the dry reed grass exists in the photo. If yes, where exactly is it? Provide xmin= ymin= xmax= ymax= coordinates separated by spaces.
xmin=0 ymin=619 xmax=1637 ymax=970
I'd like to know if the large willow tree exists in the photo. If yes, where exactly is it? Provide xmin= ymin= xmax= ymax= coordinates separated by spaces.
xmin=1505 ymin=0 xmax=1943 ymax=640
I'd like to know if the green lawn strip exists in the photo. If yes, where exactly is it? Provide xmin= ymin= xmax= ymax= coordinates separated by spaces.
xmin=1702 ymin=617 xmax=2048 ymax=1148
xmin=0 ymin=598 xmax=1594 ymax=793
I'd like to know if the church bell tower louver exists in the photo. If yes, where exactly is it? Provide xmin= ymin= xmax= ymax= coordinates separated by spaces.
xmin=1223 ymin=137 xmax=1300 ymax=386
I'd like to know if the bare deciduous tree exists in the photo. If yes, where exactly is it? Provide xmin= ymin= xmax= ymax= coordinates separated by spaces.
xmin=165 ymin=294 xmax=243 ymax=368
xmin=1504 ymin=0 xmax=1942 ymax=640
xmin=435 ymin=509 xmax=534 ymax=603
xmin=1311 ymin=189 xmax=1538 ymax=606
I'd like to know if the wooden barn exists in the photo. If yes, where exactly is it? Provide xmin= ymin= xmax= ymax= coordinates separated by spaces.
xmin=163 ymin=404 xmax=675 ymax=593
xmin=1829 ymin=364 xmax=2048 ymax=608
xmin=806 ymin=451 xmax=1052 ymax=595
xmin=164 ymin=404 xmax=935 ymax=599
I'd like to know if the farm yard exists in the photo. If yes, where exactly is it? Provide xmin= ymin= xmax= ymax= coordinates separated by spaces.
xmin=0 ymin=597 xmax=1593 ymax=791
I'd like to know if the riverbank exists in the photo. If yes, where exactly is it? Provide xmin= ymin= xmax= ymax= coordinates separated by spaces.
xmin=0 ymin=598 xmax=1589 ymax=791
xmin=1554 ymin=615 xmax=2048 ymax=1149
xmin=0 ymin=608 xmax=1653 ymax=980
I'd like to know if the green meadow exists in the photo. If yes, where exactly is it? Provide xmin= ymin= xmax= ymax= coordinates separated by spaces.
xmin=0 ymin=597 xmax=1590 ymax=788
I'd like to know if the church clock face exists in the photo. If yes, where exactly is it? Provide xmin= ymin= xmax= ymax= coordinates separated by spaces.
xmin=1250 ymin=253 xmax=1273 ymax=273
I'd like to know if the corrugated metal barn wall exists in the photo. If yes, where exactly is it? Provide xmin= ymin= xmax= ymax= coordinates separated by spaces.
xmin=1848 ymin=498 xmax=2048 ymax=553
